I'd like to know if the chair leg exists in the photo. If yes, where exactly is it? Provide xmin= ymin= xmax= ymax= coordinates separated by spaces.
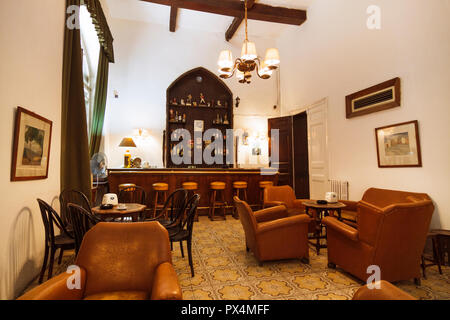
xmin=421 ymin=255 xmax=427 ymax=279
xmin=39 ymin=244 xmax=49 ymax=284
xmin=328 ymin=262 xmax=336 ymax=269
xmin=153 ymin=192 xmax=159 ymax=218
xmin=220 ymin=191 xmax=227 ymax=220
xmin=47 ymin=247 xmax=56 ymax=280
xmin=414 ymin=277 xmax=421 ymax=286
xmin=187 ymin=240 xmax=194 ymax=277
xmin=179 ymin=241 xmax=184 ymax=258
xmin=432 ymin=237 xmax=443 ymax=275
xmin=246 ymin=245 xmax=249 ymax=252
xmin=170 ymin=241 xmax=173 ymax=251
xmin=210 ymin=191 xmax=217 ymax=221
xmin=58 ymin=248 xmax=64 ymax=265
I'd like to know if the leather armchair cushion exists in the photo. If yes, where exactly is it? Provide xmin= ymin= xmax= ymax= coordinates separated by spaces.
xmin=352 ymin=280 xmax=415 ymax=300
xmin=84 ymin=291 xmax=149 ymax=300
xmin=257 ymin=214 xmax=311 ymax=235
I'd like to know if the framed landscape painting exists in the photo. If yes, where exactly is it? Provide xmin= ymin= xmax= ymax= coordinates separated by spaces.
xmin=375 ymin=120 xmax=422 ymax=168
xmin=11 ymin=107 xmax=52 ymax=181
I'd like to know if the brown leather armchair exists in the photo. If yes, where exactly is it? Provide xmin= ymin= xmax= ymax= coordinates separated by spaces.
xmin=234 ymin=196 xmax=311 ymax=265
xmin=352 ymin=280 xmax=415 ymax=300
xmin=263 ymin=185 xmax=307 ymax=215
xmin=323 ymin=188 xmax=434 ymax=284
xmin=18 ymin=222 xmax=182 ymax=300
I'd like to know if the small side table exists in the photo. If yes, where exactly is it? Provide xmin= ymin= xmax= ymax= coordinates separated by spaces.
xmin=302 ymin=201 xmax=347 ymax=255
xmin=92 ymin=203 xmax=146 ymax=222
xmin=421 ymin=229 xmax=449 ymax=278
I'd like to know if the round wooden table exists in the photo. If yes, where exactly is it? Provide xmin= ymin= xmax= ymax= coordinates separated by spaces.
xmin=302 ymin=200 xmax=347 ymax=255
xmin=92 ymin=203 xmax=146 ymax=222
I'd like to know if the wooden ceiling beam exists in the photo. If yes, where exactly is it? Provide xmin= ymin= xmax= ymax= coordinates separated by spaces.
xmin=225 ymin=0 xmax=255 ymax=42
xmin=141 ymin=0 xmax=307 ymax=26
xmin=169 ymin=5 xmax=178 ymax=32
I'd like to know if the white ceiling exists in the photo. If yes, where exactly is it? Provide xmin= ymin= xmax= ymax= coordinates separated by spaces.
xmin=105 ymin=0 xmax=314 ymax=39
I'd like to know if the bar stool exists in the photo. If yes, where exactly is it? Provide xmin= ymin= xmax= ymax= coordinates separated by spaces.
xmin=232 ymin=181 xmax=248 ymax=219
xmin=152 ymin=182 xmax=168 ymax=218
xmin=209 ymin=181 xmax=227 ymax=221
xmin=259 ymin=181 xmax=273 ymax=209
xmin=182 ymin=182 xmax=199 ymax=221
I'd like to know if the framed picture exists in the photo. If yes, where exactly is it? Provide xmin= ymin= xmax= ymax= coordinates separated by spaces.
xmin=375 ymin=120 xmax=422 ymax=168
xmin=11 ymin=107 xmax=53 ymax=181
xmin=194 ymin=120 xmax=204 ymax=132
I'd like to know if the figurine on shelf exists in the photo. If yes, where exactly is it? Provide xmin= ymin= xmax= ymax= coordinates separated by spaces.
xmin=169 ymin=109 xmax=174 ymax=121
xmin=175 ymin=111 xmax=179 ymax=122
xmin=223 ymin=113 xmax=229 ymax=125
xmin=186 ymin=94 xmax=192 ymax=106
xmin=193 ymin=101 xmax=197 ymax=107
xmin=171 ymin=97 xmax=178 ymax=105
xmin=217 ymin=100 xmax=222 ymax=107
xmin=199 ymin=93 xmax=206 ymax=106
xmin=182 ymin=113 xmax=186 ymax=122
xmin=216 ymin=113 xmax=221 ymax=124
xmin=207 ymin=101 xmax=211 ymax=107
xmin=180 ymin=98 xmax=185 ymax=106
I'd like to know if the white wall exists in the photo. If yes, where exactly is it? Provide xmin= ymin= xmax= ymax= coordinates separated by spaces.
xmin=104 ymin=18 xmax=281 ymax=168
xmin=277 ymin=0 xmax=450 ymax=228
xmin=0 ymin=0 xmax=65 ymax=299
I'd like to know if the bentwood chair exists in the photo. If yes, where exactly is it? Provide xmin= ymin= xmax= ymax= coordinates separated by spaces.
xmin=59 ymin=189 xmax=92 ymax=230
xmin=169 ymin=194 xmax=200 ymax=277
xmin=146 ymin=189 xmax=188 ymax=228
xmin=118 ymin=185 xmax=147 ymax=221
xmin=67 ymin=203 xmax=101 ymax=255
xmin=37 ymin=199 xmax=75 ymax=283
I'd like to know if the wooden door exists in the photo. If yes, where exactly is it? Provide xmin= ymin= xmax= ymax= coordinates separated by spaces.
xmin=293 ymin=112 xmax=310 ymax=198
xmin=268 ymin=116 xmax=293 ymax=187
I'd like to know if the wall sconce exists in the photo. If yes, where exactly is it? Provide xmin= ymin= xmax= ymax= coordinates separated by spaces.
xmin=235 ymin=96 xmax=241 ymax=108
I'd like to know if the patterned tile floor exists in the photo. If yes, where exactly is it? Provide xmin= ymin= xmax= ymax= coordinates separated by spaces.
xmin=24 ymin=216 xmax=450 ymax=300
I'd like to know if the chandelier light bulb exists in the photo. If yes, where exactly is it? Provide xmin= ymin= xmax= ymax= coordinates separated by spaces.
xmin=241 ymin=41 xmax=257 ymax=61
xmin=218 ymin=50 xmax=234 ymax=72
xmin=264 ymin=48 xmax=280 ymax=69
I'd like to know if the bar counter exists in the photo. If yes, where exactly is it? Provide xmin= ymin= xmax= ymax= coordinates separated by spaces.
xmin=108 ymin=168 xmax=279 ymax=214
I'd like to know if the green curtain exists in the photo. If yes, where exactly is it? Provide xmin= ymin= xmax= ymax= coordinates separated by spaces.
xmin=89 ymin=47 xmax=109 ymax=157
xmin=61 ymin=0 xmax=92 ymax=199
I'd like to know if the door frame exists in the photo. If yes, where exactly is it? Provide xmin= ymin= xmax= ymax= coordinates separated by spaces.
xmin=288 ymin=98 xmax=329 ymax=198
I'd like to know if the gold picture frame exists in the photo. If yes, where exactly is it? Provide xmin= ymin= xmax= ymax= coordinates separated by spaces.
xmin=11 ymin=107 xmax=53 ymax=181
xmin=375 ymin=120 xmax=422 ymax=168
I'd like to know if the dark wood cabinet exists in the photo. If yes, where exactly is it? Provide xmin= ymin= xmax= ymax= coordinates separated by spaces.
xmin=165 ymin=67 xmax=234 ymax=168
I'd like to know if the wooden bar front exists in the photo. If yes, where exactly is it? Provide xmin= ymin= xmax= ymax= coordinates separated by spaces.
xmin=108 ymin=168 xmax=278 ymax=214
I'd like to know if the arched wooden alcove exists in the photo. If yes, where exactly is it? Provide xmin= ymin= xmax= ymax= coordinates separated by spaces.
xmin=165 ymin=67 xmax=233 ymax=168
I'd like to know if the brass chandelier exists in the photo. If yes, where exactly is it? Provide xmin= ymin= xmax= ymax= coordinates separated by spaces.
xmin=217 ymin=0 xmax=280 ymax=84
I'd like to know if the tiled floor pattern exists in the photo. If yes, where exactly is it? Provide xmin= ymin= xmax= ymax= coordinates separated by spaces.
xmin=25 ymin=216 xmax=450 ymax=300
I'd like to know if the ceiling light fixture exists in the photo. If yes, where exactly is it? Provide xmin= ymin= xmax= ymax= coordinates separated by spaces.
xmin=217 ymin=0 xmax=280 ymax=84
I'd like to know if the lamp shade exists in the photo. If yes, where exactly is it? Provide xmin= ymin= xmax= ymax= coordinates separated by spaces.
xmin=119 ymin=137 xmax=136 ymax=148
xmin=218 ymin=50 xmax=233 ymax=71
xmin=241 ymin=41 xmax=257 ymax=61
xmin=264 ymin=48 xmax=280 ymax=68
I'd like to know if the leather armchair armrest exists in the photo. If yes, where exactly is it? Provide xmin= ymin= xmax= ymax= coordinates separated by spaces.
xmin=323 ymin=216 xmax=358 ymax=241
xmin=263 ymin=200 xmax=286 ymax=208
xmin=17 ymin=267 xmax=86 ymax=300
xmin=339 ymin=200 xmax=358 ymax=212
xmin=257 ymin=214 xmax=311 ymax=235
xmin=254 ymin=206 xmax=288 ymax=223
xmin=352 ymin=281 xmax=416 ymax=300
xmin=151 ymin=262 xmax=182 ymax=300
xmin=292 ymin=199 xmax=308 ymax=211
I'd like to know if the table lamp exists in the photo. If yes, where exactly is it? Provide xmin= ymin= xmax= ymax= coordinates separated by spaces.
xmin=118 ymin=137 xmax=136 ymax=168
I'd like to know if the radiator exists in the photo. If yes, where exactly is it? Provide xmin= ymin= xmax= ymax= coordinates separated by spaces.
xmin=329 ymin=180 xmax=349 ymax=200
